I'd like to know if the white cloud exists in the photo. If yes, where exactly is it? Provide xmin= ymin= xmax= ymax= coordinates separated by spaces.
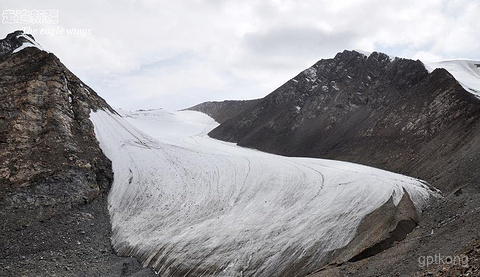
xmin=412 ymin=51 xmax=443 ymax=62
xmin=1 ymin=0 xmax=479 ymax=110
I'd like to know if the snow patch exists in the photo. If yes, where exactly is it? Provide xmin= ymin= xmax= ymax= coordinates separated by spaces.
xmin=354 ymin=49 xmax=371 ymax=57
xmin=331 ymin=81 xmax=339 ymax=91
xmin=303 ymin=67 xmax=317 ymax=81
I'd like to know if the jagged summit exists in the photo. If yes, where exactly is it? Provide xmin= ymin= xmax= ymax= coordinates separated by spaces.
xmin=0 ymin=30 xmax=45 ymax=56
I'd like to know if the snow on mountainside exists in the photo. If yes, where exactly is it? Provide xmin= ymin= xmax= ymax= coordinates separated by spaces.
xmin=90 ymin=108 xmax=437 ymax=276
xmin=355 ymin=50 xmax=480 ymax=98
xmin=12 ymin=33 xmax=46 ymax=53
xmin=351 ymin=50 xmax=480 ymax=98
xmin=0 ymin=30 xmax=46 ymax=56
xmin=425 ymin=60 xmax=480 ymax=98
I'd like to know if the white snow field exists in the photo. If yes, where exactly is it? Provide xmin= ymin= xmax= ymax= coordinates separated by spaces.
xmin=425 ymin=60 xmax=480 ymax=98
xmin=90 ymin=108 xmax=436 ymax=276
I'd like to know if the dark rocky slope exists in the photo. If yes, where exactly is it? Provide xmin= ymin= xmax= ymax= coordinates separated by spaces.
xmin=0 ymin=31 xmax=154 ymax=276
xmin=203 ymin=50 xmax=480 ymax=194
xmin=192 ymin=50 xmax=480 ymax=275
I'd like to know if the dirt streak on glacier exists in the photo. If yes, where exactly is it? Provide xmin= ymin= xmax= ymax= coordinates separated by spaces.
xmin=90 ymin=108 xmax=437 ymax=276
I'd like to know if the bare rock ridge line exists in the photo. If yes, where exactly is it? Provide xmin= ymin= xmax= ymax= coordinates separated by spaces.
xmin=187 ymin=99 xmax=263 ymax=124
xmin=190 ymin=50 xmax=480 ymax=194
xmin=0 ymin=31 xmax=155 ymax=276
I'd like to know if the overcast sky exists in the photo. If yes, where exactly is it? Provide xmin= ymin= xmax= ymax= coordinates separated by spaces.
xmin=2 ymin=0 xmax=479 ymax=110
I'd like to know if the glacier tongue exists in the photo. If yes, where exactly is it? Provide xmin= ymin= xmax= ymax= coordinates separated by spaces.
xmin=90 ymin=108 xmax=436 ymax=276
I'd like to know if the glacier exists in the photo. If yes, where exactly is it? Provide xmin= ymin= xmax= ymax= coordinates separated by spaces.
xmin=90 ymin=108 xmax=437 ymax=276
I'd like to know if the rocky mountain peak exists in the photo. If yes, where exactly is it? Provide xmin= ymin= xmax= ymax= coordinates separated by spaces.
xmin=262 ymin=50 xmax=428 ymax=109
xmin=333 ymin=49 xmax=368 ymax=61
xmin=0 ymin=30 xmax=43 ymax=56
xmin=0 ymin=31 xmax=156 ymax=276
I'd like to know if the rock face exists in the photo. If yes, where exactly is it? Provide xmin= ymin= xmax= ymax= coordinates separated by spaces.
xmin=204 ymin=50 xmax=480 ymax=194
xmin=188 ymin=99 xmax=262 ymax=123
xmin=0 ymin=31 xmax=28 ymax=55
xmin=0 ymin=31 xmax=154 ymax=276
xmin=0 ymin=31 xmax=113 ymax=228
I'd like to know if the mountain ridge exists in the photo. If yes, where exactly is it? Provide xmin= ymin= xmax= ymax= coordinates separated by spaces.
xmin=191 ymin=50 xmax=480 ymax=194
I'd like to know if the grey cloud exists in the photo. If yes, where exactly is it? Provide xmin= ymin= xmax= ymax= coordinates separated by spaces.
xmin=244 ymin=26 xmax=358 ymax=57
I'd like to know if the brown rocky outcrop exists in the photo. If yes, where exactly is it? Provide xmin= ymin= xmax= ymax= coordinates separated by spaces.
xmin=0 ymin=31 xmax=154 ymax=276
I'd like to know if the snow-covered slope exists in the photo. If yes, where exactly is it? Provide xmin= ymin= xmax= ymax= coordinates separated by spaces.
xmin=12 ymin=32 xmax=46 ymax=53
xmin=425 ymin=60 xmax=480 ymax=98
xmin=90 ymin=108 xmax=437 ymax=276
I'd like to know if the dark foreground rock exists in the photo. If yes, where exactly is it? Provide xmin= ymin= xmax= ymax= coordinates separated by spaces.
xmin=309 ymin=192 xmax=480 ymax=277
xmin=0 ymin=195 xmax=154 ymax=277
xmin=0 ymin=31 xmax=155 ymax=276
